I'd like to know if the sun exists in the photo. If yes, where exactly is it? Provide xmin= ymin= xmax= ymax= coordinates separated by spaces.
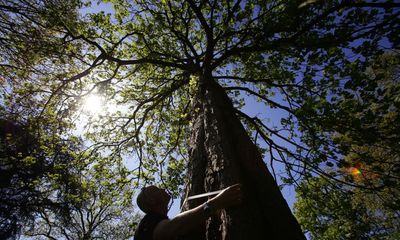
xmin=83 ymin=94 xmax=103 ymax=115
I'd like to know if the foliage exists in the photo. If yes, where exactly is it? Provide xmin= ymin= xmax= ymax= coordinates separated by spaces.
xmin=0 ymin=117 xmax=83 ymax=239
xmin=294 ymin=175 xmax=400 ymax=240
xmin=23 ymin=156 xmax=140 ymax=240
xmin=1 ymin=2 xmax=87 ymax=234
xmin=294 ymin=53 xmax=400 ymax=239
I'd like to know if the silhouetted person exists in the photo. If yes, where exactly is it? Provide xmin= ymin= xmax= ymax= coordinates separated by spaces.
xmin=134 ymin=184 xmax=242 ymax=240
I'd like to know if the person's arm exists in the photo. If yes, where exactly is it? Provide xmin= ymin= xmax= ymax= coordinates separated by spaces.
xmin=153 ymin=184 xmax=242 ymax=240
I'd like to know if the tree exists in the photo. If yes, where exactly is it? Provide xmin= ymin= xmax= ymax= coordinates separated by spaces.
xmin=0 ymin=114 xmax=141 ymax=240
xmin=294 ymin=53 xmax=400 ymax=239
xmin=0 ymin=117 xmax=83 ymax=239
xmin=294 ymin=176 xmax=400 ymax=240
xmin=1 ymin=0 xmax=400 ymax=239
xmin=23 ymin=156 xmax=140 ymax=240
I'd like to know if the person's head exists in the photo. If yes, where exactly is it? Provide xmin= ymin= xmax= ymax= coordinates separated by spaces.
xmin=137 ymin=185 xmax=171 ymax=215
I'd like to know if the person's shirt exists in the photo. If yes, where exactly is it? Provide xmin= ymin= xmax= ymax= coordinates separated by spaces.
xmin=135 ymin=212 xmax=169 ymax=240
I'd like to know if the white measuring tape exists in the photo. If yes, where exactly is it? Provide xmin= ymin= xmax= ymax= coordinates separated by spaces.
xmin=180 ymin=190 xmax=223 ymax=212
xmin=187 ymin=190 xmax=222 ymax=200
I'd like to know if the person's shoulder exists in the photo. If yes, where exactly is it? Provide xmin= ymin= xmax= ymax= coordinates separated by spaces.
xmin=135 ymin=213 xmax=169 ymax=240
xmin=141 ymin=213 xmax=168 ymax=228
xmin=153 ymin=218 xmax=172 ymax=240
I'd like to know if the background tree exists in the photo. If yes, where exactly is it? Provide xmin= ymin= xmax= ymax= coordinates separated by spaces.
xmin=294 ymin=176 xmax=400 ymax=240
xmin=1 ymin=0 xmax=400 ymax=239
xmin=294 ymin=52 xmax=400 ymax=239
xmin=0 ymin=116 xmax=83 ymax=239
xmin=23 ymin=156 xmax=140 ymax=240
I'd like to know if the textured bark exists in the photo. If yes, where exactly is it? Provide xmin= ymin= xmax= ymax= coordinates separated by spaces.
xmin=181 ymin=82 xmax=208 ymax=240
xmin=182 ymin=75 xmax=305 ymax=240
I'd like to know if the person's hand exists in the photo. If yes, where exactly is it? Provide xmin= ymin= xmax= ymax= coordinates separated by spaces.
xmin=208 ymin=184 xmax=242 ymax=210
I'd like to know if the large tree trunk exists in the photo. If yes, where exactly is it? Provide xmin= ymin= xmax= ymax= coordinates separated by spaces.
xmin=182 ymin=74 xmax=305 ymax=240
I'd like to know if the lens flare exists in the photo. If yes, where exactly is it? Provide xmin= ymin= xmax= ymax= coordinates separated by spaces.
xmin=349 ymin=167 xmax=362 ymax=176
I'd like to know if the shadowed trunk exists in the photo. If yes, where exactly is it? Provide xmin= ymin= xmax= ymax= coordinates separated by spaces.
xmin=182 ymin=74 xmax=305 ymax=240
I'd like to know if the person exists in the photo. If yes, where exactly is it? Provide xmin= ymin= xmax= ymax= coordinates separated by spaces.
xmin=134 ymin=184 xmax=242 ymax=240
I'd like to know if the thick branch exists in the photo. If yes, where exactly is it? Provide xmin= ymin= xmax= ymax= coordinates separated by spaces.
xmin=186 ymin=0 xmax=212 ymax=39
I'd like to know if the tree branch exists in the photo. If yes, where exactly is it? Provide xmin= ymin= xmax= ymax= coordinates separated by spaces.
xmin=223 ymin=86 xmax=296 ymax=115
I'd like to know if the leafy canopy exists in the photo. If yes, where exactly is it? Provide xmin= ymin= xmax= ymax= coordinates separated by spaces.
xmin=1 ymin=0 xmax=399 ymax=202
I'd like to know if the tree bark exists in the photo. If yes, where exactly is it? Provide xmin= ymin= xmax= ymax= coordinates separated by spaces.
xmin=182 ymin=74 xmax=305 ymax=240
